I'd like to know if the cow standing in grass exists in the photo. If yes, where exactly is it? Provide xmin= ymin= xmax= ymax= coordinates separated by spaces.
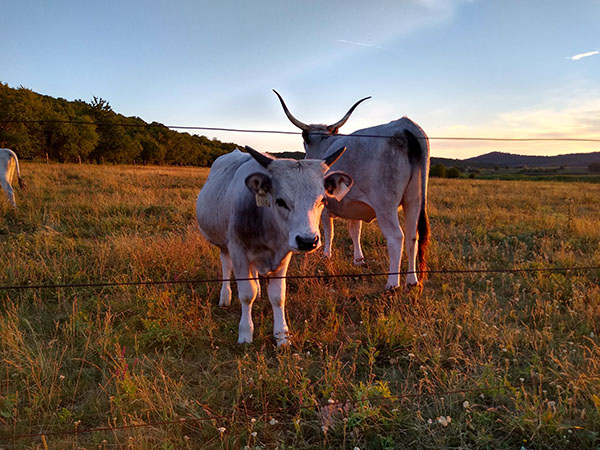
xmin=196 ymin=146 xmax=353 ymax=346
xmin=273 ymin=91 xmax=431 ymax=291
xmin=0 ymin=148 xmax=25 ymax=208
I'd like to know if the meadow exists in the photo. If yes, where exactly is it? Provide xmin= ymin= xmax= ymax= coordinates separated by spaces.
xmin=0 ymin=162 xmax=599 ymax=449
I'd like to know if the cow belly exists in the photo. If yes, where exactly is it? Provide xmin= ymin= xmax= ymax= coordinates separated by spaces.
xmin=328 ymin=200 xmax=376 ymax=223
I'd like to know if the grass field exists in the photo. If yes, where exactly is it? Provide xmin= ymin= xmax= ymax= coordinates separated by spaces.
xmin=0 ymin=162 xmax=599 ymax=449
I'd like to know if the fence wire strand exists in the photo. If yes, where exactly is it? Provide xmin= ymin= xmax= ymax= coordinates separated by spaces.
xmin=0 ymin=265 xmax=597 ymax=291
xmin=2 ymin=118 xmax=600 ymax=142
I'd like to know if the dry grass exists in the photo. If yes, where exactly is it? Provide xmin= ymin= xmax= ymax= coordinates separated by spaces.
xmin=0 ymin=162 xmax=599 ymax=449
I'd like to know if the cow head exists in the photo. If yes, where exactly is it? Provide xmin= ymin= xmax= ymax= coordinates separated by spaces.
xmin=273 ymin=90 xmax=370 ymax=158
xmin=245 ymin=146 xmax=353 ymax=252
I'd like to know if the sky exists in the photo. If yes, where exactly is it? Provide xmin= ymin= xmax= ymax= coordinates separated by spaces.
xmin=1 ymin=0 xmax=599 ymax=159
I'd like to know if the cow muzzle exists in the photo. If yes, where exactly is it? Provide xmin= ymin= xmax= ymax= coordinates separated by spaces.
xmin=295 ymin=234 xmax=320 ymax=252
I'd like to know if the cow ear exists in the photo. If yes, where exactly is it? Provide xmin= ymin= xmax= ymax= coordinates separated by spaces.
xmin=324 ymin=171 xmax=353 ymax=201
xmin=323 ymin=146 xmax=346 ymax=168
xmin=245 ymin=173 xmax=273 ymax=207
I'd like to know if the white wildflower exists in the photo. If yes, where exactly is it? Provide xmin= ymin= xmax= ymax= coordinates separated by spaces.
xmin=437 ymin=416 xmax=452 ymax=427
xmin=269 ymin=418 xmax=278 ymax=425
xmin=463 ymin=401 xmax=470 ymax=408
xmin=217 ymin=427 xmax=226 ymax=434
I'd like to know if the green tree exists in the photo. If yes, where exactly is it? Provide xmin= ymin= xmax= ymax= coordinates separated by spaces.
xmin=446 ymin=167 xmax=462 ymax=178
xmin=588 ymin=163 xmax=600 ymax=173
xmin=430 ymin=163 xmax=447 ymax=178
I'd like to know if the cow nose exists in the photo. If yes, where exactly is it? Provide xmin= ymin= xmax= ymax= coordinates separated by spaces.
xmin=296 ymin=235 xmax=319 ymax=251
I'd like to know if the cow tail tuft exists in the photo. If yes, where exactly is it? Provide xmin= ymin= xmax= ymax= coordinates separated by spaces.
xmin=417 ymin=208 xmax=430 ymax=281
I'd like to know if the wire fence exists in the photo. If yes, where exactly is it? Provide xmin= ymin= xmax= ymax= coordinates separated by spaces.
xmin=2 ymin=118 xmax=600 ymax=142
xmin=0 ymin=119 xmax=598 ymax=442
xmin=0 ymin=262 xmax=598 ymax=442
xmin=0 ymin=265 xmax=598 ymax=291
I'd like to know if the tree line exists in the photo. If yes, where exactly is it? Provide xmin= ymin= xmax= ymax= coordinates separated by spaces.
xmin=0 ymin=83 xmax=239 ymax=165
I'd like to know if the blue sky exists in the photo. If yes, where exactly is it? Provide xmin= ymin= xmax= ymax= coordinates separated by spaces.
xmin=1 ymin=0 xmax=599 ymax=158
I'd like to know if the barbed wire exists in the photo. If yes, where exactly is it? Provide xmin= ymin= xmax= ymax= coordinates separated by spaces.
xmin=2 ymin=118 xmax=600 ymax=142
xmin=0 ymin=265 xmax=597 ymax=292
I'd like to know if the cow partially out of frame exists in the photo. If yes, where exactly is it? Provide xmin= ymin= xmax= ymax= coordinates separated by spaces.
xmin=273 ymin=91 xmax=430 ymax=291
xmin=0 ymin=148 xmax=25 ymax=208
xmin=196 ymin=146 xmax=353 ymax=346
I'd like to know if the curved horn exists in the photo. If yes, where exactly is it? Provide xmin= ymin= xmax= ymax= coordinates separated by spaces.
xmin=323 ymin=146 xmax=347 ymax=168
xmin=245 ymin=145 xmax=274 ymax=168
xmin=272 ymin=90 xmax=310 ymax=131
xmin=327 ymin=96 xmax=371 ymax=133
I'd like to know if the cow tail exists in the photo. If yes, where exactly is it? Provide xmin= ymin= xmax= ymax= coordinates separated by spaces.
xmin=14 ymin=153 xmax=25 ymax=189
xmin=417 ymin=202 xmax=430 ymax=281
xmin=406 ymin=128 xmax=431 ymax=282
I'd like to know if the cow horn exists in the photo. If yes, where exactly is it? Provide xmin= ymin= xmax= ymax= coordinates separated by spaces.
xmin=273 ymin=90 xmax=310 ymax=131
xmin=245 ymin=146 xmax=274 ymax=168
xmin=327 ymin=96 xmax=371 ymax=133
xmin=323 ymin=146 xmax=347 ymax=168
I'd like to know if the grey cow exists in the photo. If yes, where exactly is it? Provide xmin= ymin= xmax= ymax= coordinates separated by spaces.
xmin=196 ymin=146 xmax=353 ymax=346
xmin=0 ymin=148 xmax=25 ymax=208
xmin=274 ymin=91 xmax=431 ymax=291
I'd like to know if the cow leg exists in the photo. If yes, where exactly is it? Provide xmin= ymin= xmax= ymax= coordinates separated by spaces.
xmin=231 ymin=253 xmax=259 ymax=344
xmin=219 ymin=251 xmax=233 ymax=307
xmin=375 ymin=209 xmax=404 ymax=290
xmin=267 ymin=253 xmax=292 ymax=346
xmin=402 ymin=198 xmax=421 ymax=288
xmin=1 ymin=180 xmax=16 ymax=208
xmin=253 ymin=267 xmax=261 ymax=299
xmin=322 ymin=209 xmax=334 ymax=258
xmin=348 ymin=219 xmax=365 ymax=265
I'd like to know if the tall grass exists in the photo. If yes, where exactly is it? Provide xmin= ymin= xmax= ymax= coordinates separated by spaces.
xmin=0 ymin=162 xmax=599 ymax=449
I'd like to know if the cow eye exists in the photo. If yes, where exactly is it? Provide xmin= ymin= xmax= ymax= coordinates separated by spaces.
xmin=275 ymin=198 xmax=290 ymax=210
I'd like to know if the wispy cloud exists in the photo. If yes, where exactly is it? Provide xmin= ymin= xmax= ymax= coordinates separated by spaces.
xmin=568 ymin=50 xmax=599 ymax=61
xmin=336 ymin=39 xmax=384 ymax=50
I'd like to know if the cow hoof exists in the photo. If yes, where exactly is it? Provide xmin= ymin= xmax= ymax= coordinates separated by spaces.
xmin=276 ymin=338 xmax=290 ymax=347
xmin=275 ymin=332 xmax=291 ymax=347
xmin=405 ymin=282 xmax=423 ymax=295
xmin=219 ymin=288 xmax=232 ymax=307
xmin=353 ymin=257 xmax=366 ymax=266
xmin=237 ymin=335 xmax=253 ymax=344
xmin=385 ymin=283 xmax=400 ymax=292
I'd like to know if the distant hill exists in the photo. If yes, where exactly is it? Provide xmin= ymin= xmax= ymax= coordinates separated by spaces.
xmin=278 ymin=150 xmax=600 ymax=169
xmin=432 ymin=151 xmax=600 ymax=169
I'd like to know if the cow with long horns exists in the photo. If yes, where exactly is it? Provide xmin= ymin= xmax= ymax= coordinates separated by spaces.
xmin=196 ymin=146 xmax=353 ymax=345
xmin=273 ymin=91 xmax=430 ymax=291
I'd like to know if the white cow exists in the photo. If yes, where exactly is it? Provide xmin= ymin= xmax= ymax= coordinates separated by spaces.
xmin=273 ymin=91 xmax=431 ymax=291
xmin=0 ymin=148 xmax=25 ymax=208
xmin=196 ymin=146 xmax=353 ymax=346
